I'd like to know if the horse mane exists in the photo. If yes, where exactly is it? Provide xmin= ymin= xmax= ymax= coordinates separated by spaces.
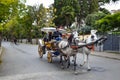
xmin=67 ymin=33 xmax=74 ymax=44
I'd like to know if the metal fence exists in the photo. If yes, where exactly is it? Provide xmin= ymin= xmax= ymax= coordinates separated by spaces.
xmin=103 ymin=34 xmax=120 ymax=53
xmin=17 ymin=34 xmax=120 ymax=53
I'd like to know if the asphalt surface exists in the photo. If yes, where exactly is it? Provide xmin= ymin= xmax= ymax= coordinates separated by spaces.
xmin=0 ymin=41 xmax=120 ymax=80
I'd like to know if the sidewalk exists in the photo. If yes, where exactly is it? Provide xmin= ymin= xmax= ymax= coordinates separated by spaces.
xmin=91 ymin=51 xmax=120 ymax=60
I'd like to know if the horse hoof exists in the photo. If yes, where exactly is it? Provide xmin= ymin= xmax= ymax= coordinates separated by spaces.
xmin=59 ymin=61 xmax=62 ymax=63
xmin=67 ymin=66 xmax=69 ymax=68
xmin=67 ymin=65 xmax=70 ymax=68
xmin=74 ymin=71 xmax=78 ymax=75
xmin=61 ymin=66 xmax=64 ymax=69
xmin=87 ymin=69 xmax=91 ymax=71
xmin=74 ymin=64 xmax=77 ymax=66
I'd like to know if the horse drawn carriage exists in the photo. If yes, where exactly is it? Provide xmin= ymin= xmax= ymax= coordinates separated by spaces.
xmin=38 ymin=27 xmax=66 ymax=63
xmin=38 ymin=27 xmax=107 ymax=72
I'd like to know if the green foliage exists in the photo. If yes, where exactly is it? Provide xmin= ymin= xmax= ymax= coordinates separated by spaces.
xmin=99 ymin=8 xmax=110 ymax=14
xmin=85 ymin=11 xmax=106 ymax=28
xmin=46 ymin=6 xmax=56 ymax=27
xmin=1 ymin=0 xmax=30 ymax=39
xmin=34 ymin=4 xmax=46 ymax=26
xmin=78 ymin=0 xmax=118 ymax=24
xmin=1 ymin=0 xmax=119 ymax=41
xmin=53 ymin=0 xmax=80 ymax=27
xmin=0 ymin=0 xmax=19 ymax=22
xmin=79 ymin=25 xmax=92 ymax=34
xmin=95 ymin=12 xmax=120 ymax=33
xmin=112 ymin=31 xmax=120 ymax=35
xmin=0 ymin=24 xmax=3 ymax=32
xmin=90 ymin=0 xmax=99 ymax=13
xmin=61 ymin=6 xmax=75 ymax=26
xmin=4 ymin=16 xmax=19 ymax=37
xmin=61 ymin=6 xmax=75 ymax=17
xmin=0 ymin=0 xmax=18 ymax=5
xmin=78 ymin=0 xmax=99 ymax=22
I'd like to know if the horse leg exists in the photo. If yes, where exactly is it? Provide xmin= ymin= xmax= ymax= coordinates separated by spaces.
xmin=64 ymin=56 xmax=67 ymax=62
xmin=73 ymin=55 xmax=77 ymax=71
xmin=60 ymin=55 xmax=62 ymax=63
xmin=87 ymin=54 xmax=91 ymax=71
xmin=80 ymin=49 xmax=86 ymax=66
xmin=60 ymin=55 xmax=64 ymax=69
xmin=67 ymin=56 xmax=70 ymax=68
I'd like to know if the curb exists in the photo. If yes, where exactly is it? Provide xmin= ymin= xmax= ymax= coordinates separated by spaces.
xmin=0 ymin=46 xmax=3 ymax=63
xmin=91 ymin=53 xmax=120 ymax=60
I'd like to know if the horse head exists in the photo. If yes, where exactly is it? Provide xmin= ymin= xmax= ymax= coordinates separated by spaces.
xmin=67 ymin=30 xmax=80 ymax=45
xmin=85 ymin=30 xmax=98 ymax=43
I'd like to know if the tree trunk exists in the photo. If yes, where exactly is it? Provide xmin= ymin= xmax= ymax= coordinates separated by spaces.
xmin=0 ymin=32 xmax=2 ymax=47
xmin=65 ymin=16 xmax=70 ymax=28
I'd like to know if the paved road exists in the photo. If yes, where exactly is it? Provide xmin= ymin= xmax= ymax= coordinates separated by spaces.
xmin=0 ymin=41 xmax=120 ymax=80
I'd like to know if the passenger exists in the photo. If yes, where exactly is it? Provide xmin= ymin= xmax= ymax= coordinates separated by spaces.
xmin=43 ymin=34 xmax=48 ymax=42
xmin=48 ymin=32 xmax=53 ymax=41
xmin=52 ymin=27 xmax=62 ymax=41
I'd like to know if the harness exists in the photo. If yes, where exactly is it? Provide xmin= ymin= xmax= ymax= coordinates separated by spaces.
xmin=84 ymin=38 xmax=94 ymax=50
xmin=86 ymin=45 xmax=94 ymax=50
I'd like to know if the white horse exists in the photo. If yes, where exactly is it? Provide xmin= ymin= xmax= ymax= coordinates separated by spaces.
xmin=78 ymin=30 xmax=98 ymax=71
xmin=73 ymin=30 xmax=107 ymax=71
xmin=57 ymin=39 xmax=78 ymax=71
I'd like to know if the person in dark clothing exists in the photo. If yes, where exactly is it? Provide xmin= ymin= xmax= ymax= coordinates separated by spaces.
xmin=52 ymin=28 xmax=62 ymax=40
xmin=14 ymin=37 xmax=17 ymax=45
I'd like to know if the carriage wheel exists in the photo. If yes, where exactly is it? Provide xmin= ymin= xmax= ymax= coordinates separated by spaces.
xmin=47 ymin=52 xmax=52 ymax=63
xmin=38 ymin=45 xmax=43 ymax=58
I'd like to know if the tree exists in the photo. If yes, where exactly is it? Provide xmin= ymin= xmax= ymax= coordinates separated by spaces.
xmin=53 ymin=0 xmax=80 ymax=27
xmin=0 ymin=0 xmax=19 ymax=46
xmin=0 ymin=0 xmax=18 ymax=21
xmin=78 ymin=0 xmax=99 ymax=25
xmin=61 ymin=6 xmax=75 ymax=27
xmin=19 ymin=6 xmax=34 ymax=43
xmin=85 ymin=11 xmax=107 ymax=28
xmin=45 ymin=6 xmax=56 ymax=27
xmin=77 ymin=0 xmax=118 ymax=26
xmin=95 ymin=12 xmax=120 ymax=33
xmin=31 ymin=4 xmax=50 ymax=39
xmin=2 ymin=0 xmax=27 ymax=40
xmin=32 ymin=4 xmax=47 ymax=27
